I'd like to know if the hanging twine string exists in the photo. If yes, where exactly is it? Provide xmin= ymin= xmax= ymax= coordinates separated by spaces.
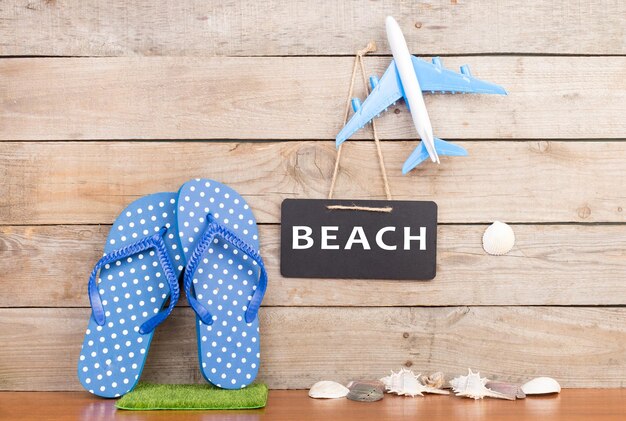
xmin=327 ymin=46 xmax=365 ymax=200
xmin=326 ymin=204 xmax=392 ymax=212
xmin=327 ymin=42 xmax=393 ymax=212
xmin=357 ymin=47 xmax=392 ymax=201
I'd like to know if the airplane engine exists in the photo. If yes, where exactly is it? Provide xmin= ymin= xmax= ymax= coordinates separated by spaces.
xmin=369 ymin=75 xmax=379 ymax=90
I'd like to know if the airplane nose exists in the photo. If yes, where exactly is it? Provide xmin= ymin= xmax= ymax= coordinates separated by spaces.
xmin=385 ymin=16 xmax=401 ymax=34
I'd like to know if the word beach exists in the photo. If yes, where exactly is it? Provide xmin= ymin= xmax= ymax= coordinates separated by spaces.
xmin=292 ymin=226 xmax=427 ymax=251
xmin=281 ymin=199 xmax=437 ymax=280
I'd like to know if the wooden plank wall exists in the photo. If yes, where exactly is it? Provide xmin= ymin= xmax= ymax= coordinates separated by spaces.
xmin=0 ymin=1 xmax=625 ymax=390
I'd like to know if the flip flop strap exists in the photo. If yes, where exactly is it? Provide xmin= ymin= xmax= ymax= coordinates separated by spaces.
xmin=88 ymin=226 xmax=180 ymax=334
xmin=184 ymin=214 xmax=268 ymax=325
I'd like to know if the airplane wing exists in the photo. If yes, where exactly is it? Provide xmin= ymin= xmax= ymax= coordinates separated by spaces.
xmin=335 ymin=61 xmax=403 ymax=146
xmin=335 ymin=56 xmax=506 ymax=146
xmin=412 ymin=56 xmax=507 ymax=95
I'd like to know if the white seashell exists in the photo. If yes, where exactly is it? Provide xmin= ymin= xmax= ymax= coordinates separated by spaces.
xmin=449 ymin=369 xmax=514 ymax=400
xmin=482 ymin=221 xmax=515 ymax=255
xmin=380 ymin=368 xmax=449 ymax=397
xmin=421 ymin=372 xmax=446 ymax=389
xmin=521 ymin=377 xmax=561 ymax=395
xmin=308 ymin=381 xmax=350 ymax=399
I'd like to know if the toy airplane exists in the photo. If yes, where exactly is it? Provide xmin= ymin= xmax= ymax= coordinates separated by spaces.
xmin=336 ymin=16 xmax=507 ymax=174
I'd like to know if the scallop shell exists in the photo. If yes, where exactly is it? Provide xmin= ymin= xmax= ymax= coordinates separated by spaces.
xmin=482 ymin=221 xmax=515 ymax=255
xmin=521 ymin=377 xmax=561 ymax=395
xmin=380 ymin=368 xmax=450 ymax=397
xmin=308 ymin=381 xmax=350 ymax=399
xmin=449 ymin=369 xmax=514 ymax=400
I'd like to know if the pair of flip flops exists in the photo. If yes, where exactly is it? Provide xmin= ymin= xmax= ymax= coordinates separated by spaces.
xmin=77 ymin=179 xmax=268 ymax=398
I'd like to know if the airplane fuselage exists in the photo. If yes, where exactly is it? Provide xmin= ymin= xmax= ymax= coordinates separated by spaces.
xmin=385 ymin=16 xmax=439 ymax=163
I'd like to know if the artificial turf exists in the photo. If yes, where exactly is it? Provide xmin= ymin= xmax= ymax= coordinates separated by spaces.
xmin=115 ymin=382 xmax=268 ymax=410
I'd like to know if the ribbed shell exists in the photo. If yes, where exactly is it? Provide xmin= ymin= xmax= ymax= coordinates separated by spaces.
xmin=482 ymin=221 xmax=515 ymax=255
xmin=521 ymin=377 xmax=561 ymax=395
xmin=308 ymin=381 xmax=350 ymax=399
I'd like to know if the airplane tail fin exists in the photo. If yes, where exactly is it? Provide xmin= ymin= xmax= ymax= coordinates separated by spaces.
xmin=402 ymin=137 xmax=468 ymax=174
xmin=433 ymin=137 xmax=468 ymax=157
xmin=402 ymin=142 xmax=429 ymax=174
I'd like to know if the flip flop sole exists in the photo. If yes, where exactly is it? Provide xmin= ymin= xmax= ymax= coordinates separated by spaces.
xmin=77 ymin=193 xmax=183 ymax=398
xmin=178 ymin=179 xmax=261 ymax=389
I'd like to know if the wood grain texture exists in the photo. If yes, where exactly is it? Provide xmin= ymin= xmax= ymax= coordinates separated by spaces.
xmin=1 ymin=141 xmax=625 ymax=225
xmin=2 ymin=390 xmax=626 ymax=421
xmin=2 ymin=56 xmax=625 ymax=140
xmin=1 ymin=307 xmax=625 ymax=390
xmin=2 ymin=224 xmax=626 ymax=307
xmin=1 ymin=1 xmax=624 ymax=56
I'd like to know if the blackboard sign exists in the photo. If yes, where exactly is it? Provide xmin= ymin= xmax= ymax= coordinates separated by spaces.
xmin=280 ymin=199 xmax=437 ymax=280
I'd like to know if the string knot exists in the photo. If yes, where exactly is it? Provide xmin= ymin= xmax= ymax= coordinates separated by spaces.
xmin=357 ymin=41 xmax=377 ymax=57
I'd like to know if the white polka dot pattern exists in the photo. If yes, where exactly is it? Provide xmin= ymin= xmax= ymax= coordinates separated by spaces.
xmin=178 ymin=179 xmax=262 ymax=389
xmin=77 ymin=193 xmax=183 ymax=398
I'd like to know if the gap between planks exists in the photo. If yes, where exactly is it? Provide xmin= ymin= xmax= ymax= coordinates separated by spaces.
xmin=4 ymin=53 xmax=626 ymax=59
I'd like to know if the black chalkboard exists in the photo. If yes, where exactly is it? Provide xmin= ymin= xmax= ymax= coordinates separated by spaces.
xmin=280 ymin=199 xmax=437 ymax=280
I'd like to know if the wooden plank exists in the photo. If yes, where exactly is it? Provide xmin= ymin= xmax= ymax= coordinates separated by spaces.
xmin=1 ymin=1 xmax=624 ymax=56
xmin=1 ymin=307 xmax=624 ymax=390
xmin=2 ymin=390 xmax=626 ymax=421
xmin=2 ymin=224 xmax=626 ymax=307
xmin=1 ymin=141 xmax=625 ymax=225
xmin=1 ymin=57 xmax=624 ymax=140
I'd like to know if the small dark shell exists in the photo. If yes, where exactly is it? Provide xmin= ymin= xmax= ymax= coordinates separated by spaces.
xmin=346 ymin=381 xmax=384 ymax=402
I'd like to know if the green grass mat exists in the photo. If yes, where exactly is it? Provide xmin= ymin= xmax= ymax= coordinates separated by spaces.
xmin=115 ymin=382 xmax=268 ymax=410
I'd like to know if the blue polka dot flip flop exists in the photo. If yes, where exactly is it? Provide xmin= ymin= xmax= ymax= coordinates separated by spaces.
xmin=77 ymin=193 xmax=184 ymax=398
xmin=178 ymin=179 xmax=268 ymax=389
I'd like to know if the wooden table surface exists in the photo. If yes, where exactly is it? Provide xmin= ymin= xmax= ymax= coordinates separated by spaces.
xmin=0 ymin=390 xmax=624 ymax=421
